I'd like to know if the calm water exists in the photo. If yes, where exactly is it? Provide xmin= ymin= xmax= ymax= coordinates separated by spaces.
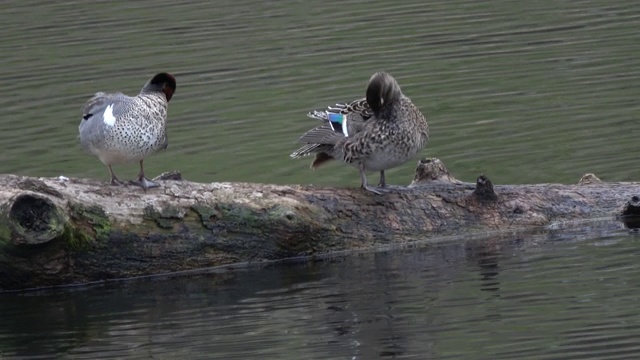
xmin=1 ymin=230 xmax=639 ymax=359
xmin=2 ymin=0 xmax=640 ymax=358
xmin=1 ymin=0 xmax=640 ymax=186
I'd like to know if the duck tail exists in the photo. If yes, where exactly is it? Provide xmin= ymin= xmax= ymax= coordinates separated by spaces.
xmin=365 ymin=72 xmax=402 ymax=114
xmin=310 ymin=152 xmax=335 ymax=169
xmin=290 ymin=145 xmax=336 ymax=169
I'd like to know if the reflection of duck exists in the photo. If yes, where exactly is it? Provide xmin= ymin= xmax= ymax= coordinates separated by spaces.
xmin=291 ymin=72 xmax=429 ymax=194
xmin=79 ymin=73 xmax=177 ymax=189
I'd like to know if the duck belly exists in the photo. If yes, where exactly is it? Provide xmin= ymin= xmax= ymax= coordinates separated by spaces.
xmin=81 ymin=126 xmax=166 ymax=166
xmin=361 ymin=150 xmax=413 ymax=172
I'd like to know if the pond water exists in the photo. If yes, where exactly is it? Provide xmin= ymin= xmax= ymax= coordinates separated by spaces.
xmin=1 ymin=0 xmax=640 ymax=358
xmin=1 ymin=0 xmax=639 ymax=186
xmin=1 ymin=231 xmax=639 ymax=359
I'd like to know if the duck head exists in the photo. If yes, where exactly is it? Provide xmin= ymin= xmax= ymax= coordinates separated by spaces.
xmin=143 ymin=72 xmax=177 ymax=102
xmin=365 ymin=72 xmax=402 ymax=114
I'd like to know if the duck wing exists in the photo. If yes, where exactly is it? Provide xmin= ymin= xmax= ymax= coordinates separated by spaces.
xmin=290 ymin=98 xmax=373 ymax=158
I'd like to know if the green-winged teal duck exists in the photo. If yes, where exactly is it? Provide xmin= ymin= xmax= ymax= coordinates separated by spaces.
xmin=79 ymin=72 xmax=176 ymax=189
xmin=291 ymin=72 xmax=429 ymax=194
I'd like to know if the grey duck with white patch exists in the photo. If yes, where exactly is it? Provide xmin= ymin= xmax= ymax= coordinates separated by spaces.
xmin=79 ymin=72 xmax=176 ymax=189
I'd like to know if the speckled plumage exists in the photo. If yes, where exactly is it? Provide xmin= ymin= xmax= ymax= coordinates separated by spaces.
xmin=79 ymin=72 xmax=176 ymax=189
xmin=291 ymin=72 xmax=429 ymax=194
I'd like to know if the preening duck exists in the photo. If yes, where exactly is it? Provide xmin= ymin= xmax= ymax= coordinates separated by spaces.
xmin=291 ymin=72 xmax=429 ymax=194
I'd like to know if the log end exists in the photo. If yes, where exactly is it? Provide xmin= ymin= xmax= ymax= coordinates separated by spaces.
xmin=4 ymin=193 xmax=67 ymax=246
xmin=410 ymin=158 xmax=461 ymax=186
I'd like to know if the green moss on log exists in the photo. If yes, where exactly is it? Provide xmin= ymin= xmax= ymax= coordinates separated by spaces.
xmin=143 ymin=204 xmax=187 ymax=230
xmin=192 ymin=203 xmax=263 ymax=233
xmin=266 ymin=204 xmax=298 ymax=224
xmin=0 ymin=203 xmax=11 ymax=245
xmin=69 ymin=203 xmax=111 ymax=240
xmin=220 ymin=204 xmax=262 ymax=229
xmin=191 ymin=204 xmax=219 ymax=229
xmin=61 ymin=225 xmax=93 ymax=251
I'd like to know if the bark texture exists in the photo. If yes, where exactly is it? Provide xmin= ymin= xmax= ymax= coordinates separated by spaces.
xmin=0 ymin=159 xmax=638 ymax=291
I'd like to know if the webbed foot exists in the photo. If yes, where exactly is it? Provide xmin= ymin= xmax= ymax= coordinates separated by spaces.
xmin=131 ymin=177 xmax=160 ymax=190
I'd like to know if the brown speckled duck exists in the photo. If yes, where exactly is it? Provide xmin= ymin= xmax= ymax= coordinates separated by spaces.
xmin=79 ymin=72 xmax=176 ymax=189
xmin=290 ymin=72 xmax=429 ymax=194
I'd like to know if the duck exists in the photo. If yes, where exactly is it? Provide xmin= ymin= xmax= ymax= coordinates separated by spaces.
xmin=290 ymin=72 xmax=429 ymax=194
xmin=79 ymin=72 xmax=177 ymax=189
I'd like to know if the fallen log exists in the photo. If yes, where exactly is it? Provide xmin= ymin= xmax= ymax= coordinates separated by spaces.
xmin=0 ymin=158 xmax=638 ymax=291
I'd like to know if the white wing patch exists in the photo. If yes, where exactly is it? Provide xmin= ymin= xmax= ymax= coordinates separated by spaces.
xmin=103 ymin=104 xmax=116 ymax=126
xmin=342 ymin=116 xmax=349 ymax=137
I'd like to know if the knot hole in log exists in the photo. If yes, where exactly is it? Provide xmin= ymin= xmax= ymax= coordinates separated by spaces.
xmin=620 ymin=195 xmax=640 ymax=229
xmin=8 ymin=193 xmax=66 ymax=245
xmin=473 ymin=175 xmax=498 ymax=202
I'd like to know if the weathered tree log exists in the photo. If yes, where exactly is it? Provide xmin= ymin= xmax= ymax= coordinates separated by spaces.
xmin=0 ymin=158 xmax=638 ymax=291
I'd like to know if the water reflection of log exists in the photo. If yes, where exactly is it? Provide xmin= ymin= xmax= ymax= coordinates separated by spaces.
xmin=0 ymin=158 xmax=638 ymax=291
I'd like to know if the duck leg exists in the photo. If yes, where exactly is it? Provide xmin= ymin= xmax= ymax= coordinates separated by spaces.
xmin=378 ymin=170 xmax=386 ymax=187
xmin=359 ymin=163 xmax=382 ymax=195
xmin=132 ymin=160 xmax=160 ymax=189
xmin=107 ymin=165 xmax=125 ymax=185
